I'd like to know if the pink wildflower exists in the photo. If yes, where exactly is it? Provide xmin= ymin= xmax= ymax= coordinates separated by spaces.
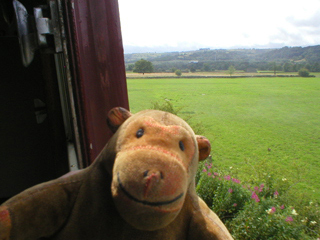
xmin=274 ymin=191 xmax=279 ymax=197
xmin=233 ymin=203 xmax=237 ymax=207
xmin=207 ymin=172 xmax=212 ymax=176
xmin=228 ymin=188 xmax=233 ymax=193
xmin=214 ymin=172 xmax=219 ymax=176
xmin=280 ymin=205 xmax=285 ymax=209
xmin=232 ymin=178 xmax=241 ymax=184
xmin=251 ymin=192 xmax=260 ymax=202
xmin=259 ymin=184 xmax=264 ymax=192
xmin=254 ymin=186 xmax=259 ymax=192
xmin=286 ymin=216 xmax=294 ymax=222
xmin=224 ymin=175 xmax=231 ymax=180
xmin=202 ymin=169 xmax=207 ymax=172
xmin=207 ymin=164 xmax=212 ymax=169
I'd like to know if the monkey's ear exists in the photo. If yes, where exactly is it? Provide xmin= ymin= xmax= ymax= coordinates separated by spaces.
xmin=196 ymin=135 xmax=211 ymax=161
xmin=107 ymin=107 xmax=132 ymax=133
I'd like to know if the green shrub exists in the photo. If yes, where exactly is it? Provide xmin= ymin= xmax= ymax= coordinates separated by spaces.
xmin=285 ymin=198 xmax=320 ymax=239
xmin=196 ymin=160 xmax=320 ymax=239
xmin=298 ymin=68 xmax=310 ymax=77
xmin=150 ymin=100 xmax=182 ymax=115
xmin=175 ymin=69 xmax=182 ymax=76
xmin=150 ymin=100 xmax=204 ymax=134
xmin=196 ymin=162 xmax=251 ymax=221
xmin=228 ymin=199 xmax=308 ymax=239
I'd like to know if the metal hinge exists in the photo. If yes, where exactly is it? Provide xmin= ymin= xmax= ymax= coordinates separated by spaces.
xmin=13 ymin=0 xmax=62 ymax=67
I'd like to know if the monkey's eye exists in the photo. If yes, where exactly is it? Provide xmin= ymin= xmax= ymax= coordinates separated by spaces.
xmin=136 ymin=128 xmax=144 ymax=138
xmin=179 ymin=141 xmax=185 ymax=151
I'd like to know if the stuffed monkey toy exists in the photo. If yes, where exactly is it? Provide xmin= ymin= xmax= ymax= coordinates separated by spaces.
xmin=0 ymin=107 xmax=233 ymax=239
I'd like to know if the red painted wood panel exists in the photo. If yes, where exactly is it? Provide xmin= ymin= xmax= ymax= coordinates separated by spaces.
xmin=64 ymin=0 xmax=129 ymax=165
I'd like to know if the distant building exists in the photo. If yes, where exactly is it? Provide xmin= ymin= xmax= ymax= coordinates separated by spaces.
xmin=199 ymin=48 xmax=210 ymax=51
xmin=189 ymin=60 xmax=199 ymax=64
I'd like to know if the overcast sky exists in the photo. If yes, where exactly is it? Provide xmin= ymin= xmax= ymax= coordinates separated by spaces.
xmin=118 ymin=0 xmax=320 ymax=53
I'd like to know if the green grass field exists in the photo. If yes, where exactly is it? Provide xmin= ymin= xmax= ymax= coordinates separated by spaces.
xmin=127 ymin=77 xmax=320 ymax=200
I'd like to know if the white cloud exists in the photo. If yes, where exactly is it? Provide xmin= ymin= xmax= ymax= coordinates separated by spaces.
xmin=118 ymin=0 xmax=320 ymax=52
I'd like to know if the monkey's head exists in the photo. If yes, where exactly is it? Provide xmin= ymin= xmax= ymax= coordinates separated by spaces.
xmin=106 ymin=108 xmax=211 ymax=231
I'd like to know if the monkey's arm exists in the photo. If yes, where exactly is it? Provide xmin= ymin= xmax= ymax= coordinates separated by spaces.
xmin=0 ymin=177 xmax=82 ymax=240
xmin=188 ymin=197 xmax=233 ymax=240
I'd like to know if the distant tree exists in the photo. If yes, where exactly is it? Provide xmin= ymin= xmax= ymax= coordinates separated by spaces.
xmin=127 ymin=63 xmax=135 ymax=71
xmin=221 ymin=62 xmax=229 ymax=70
xmin=175 ymin=69 xmax=182 ymax=77
xmin=304 ymin=63 xmax=311 ymax=70
xmin=311 ymin=62 xmax=320 ymax=72
xmin=171 ymin=67 xmax=177 ymax=73
xmin=238 ymin=62 xmax=249 ymax=71
xmin=227 ymin=65 xmax=236 ymax=76
xmin=202 ymin=63 xmax=211 ymax=72
xmin=272 ymin=62 xmax=277 ymax=75
xmin=133 ymin=59 xmax=154 ymax=75
xmin=298 ymin=68 xmax=310 ymax=77
xmin=283 ymin=62 xmax=293 ymax=72
xmin=189 ymin=66 xmax=196 ymax=73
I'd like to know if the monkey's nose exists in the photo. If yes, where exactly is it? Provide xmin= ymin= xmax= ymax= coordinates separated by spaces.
xmin=143 ymin=170 xmax=164 ymax=181
xmin=143 ymin=169 xmax=164 ymax=198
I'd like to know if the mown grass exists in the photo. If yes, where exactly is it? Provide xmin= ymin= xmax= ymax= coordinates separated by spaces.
xmin=127 ymin=77 xmax=320 ymax=200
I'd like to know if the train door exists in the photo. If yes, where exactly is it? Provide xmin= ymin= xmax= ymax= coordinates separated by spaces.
xmin=0 ymin=0 xmax=128 ymax=202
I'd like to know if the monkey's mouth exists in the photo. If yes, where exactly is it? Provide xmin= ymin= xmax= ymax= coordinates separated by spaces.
xmin=117 ymin=172 xmax=184 ymax=207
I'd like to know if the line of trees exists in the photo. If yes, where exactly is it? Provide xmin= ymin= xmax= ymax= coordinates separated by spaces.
xmin=127 ymin=59 xmax=320 ymax=74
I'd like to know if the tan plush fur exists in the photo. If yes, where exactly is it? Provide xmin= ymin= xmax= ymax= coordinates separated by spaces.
xmin=0 ymin=108 xmax=233 ymax=240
